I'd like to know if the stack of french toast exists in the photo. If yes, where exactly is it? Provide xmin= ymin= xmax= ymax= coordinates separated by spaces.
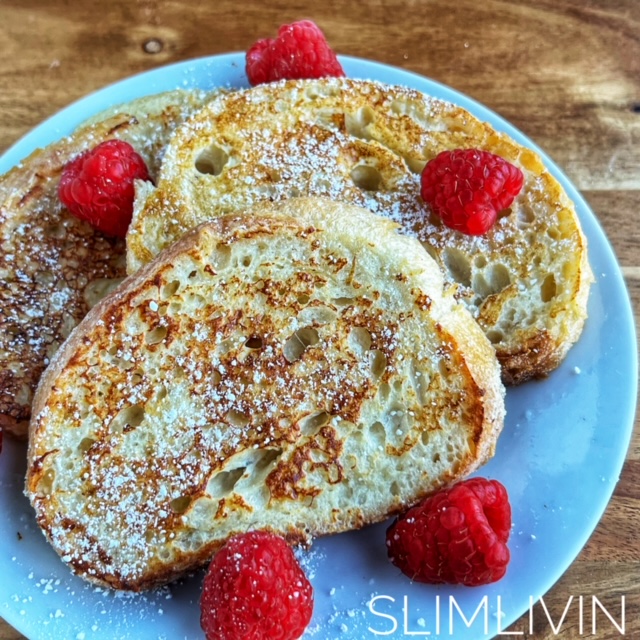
xmin=0 ymin=76 xmax=592 ymax=591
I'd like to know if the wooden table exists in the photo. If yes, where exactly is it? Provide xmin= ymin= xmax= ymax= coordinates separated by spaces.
xmin=0 ymin=1 xmax=638 ymax=638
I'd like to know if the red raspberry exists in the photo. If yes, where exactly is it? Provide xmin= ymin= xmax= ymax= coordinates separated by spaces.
xmin=386 ymin=477 xmax=511 ymax=586
xmin=58 ymin=139 xmax=150 ymax=237
xmin=420 ymin=149 xmax=524 ymax=235
xmin=246 ymin=20 xmax=345 ymax=86
xmin=200 ymin=530 xmax=314 ymax=640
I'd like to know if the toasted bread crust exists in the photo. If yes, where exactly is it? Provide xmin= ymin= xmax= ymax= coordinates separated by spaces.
xmin=127 ymin=78 xmax=593 ymax=384
xmin=0 ymin=89 xmax=210 ymax=438
xmin=27 ymin=197 xmax=504 ymax=591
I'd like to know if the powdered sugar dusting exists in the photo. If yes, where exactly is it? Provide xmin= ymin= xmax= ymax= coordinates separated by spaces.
xmin=131 ymin=76 xmax=588 ymax=377
xmin=26 ymin=199 xmax=478 ymax=593
xmin=1 ymin=89 xmax=209 ymax=431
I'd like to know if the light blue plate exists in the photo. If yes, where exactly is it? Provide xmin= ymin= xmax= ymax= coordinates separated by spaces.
xmin=0 ymin=54 xmax=636 ymax=640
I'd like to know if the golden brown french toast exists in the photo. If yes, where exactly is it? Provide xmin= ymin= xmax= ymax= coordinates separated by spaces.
xmin=0 ymin=89 xmax=210 ymax=438
xmin=127 ymin=77 xmax=593 ymax=384
xmin=26 ymin=197 xmax=505 ymax=591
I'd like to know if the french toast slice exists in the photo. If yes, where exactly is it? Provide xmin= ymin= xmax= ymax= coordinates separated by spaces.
xmin=127 ymin=77 xmax=593 ymax=384
xmin=26 ymin=197 xmax=505 ymax=591
xmin=0 ymin=89 xmax=210 ymax=438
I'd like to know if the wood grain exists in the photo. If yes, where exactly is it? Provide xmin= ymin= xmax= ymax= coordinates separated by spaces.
xmin=1 ymin=1 xmax=638 ymax=638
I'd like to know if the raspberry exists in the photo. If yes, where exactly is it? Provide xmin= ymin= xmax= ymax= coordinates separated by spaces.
xmin=386 ymin=477 xmax=511 ymax=586
xmin=200 ymin=530 xmax=314 ymax=640
xmin=420 ymin=149 xmax=524 ymax=235
xmin=58 ymin=139 xmax=150 ymax=237
xmin=246 ymin=20 xmax=345 ymax=86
